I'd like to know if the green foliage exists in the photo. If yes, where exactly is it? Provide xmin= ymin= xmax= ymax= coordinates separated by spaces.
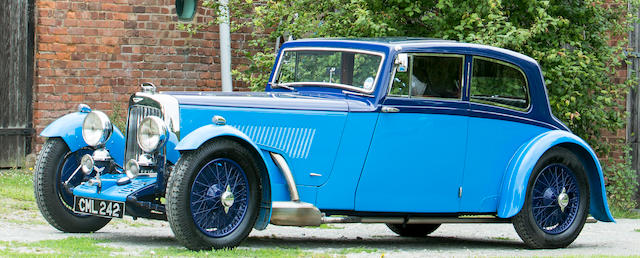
xmin=182 ymin=0 xmax=640 ymax=209
xmin=109 ymin=102 xmax=127 ymax=134
xmin=0 ymin=237 xmax=123 ymax=257
xmin=605 ymin=145 xmax=639 ymax=212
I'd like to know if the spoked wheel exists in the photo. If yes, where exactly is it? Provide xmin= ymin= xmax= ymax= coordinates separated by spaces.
xmin=386 ymin=223 xmax=440 ymax=237
xmin=167 ymin=139 xmax=261 ymax=250
xmin=34 ymin=138 xmax=111 ymax=232
xmin=190 ymin=158 xmax=250 ymax=238
xmin=513 ymin=147 xmax=589 ymax=249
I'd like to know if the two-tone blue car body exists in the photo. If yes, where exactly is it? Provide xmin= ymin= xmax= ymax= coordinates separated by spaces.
xmin=35 ymin=38 xmax=614 ymax=250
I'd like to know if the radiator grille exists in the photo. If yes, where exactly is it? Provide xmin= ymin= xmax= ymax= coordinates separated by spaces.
xmin=124 ymin=105 xmax=163 ymax=164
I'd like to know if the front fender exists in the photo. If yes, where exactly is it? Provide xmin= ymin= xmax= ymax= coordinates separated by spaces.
xmin=40 ymin=112 xmax=125 ymax=167
xmin=176 ymin=124 xmax=286 ymax=230
xmin=497 ymin=130 xmax=614 ymax=222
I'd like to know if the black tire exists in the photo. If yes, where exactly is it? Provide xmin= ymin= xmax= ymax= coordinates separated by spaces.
xmin=34 ymin=138 xmax=111 ymax=233
xmin=166 ymin=139 xmax=261 ymax=250
xmin=386 ymin=223 xmax=441 ymax=237
xmin=512 ymin=147 xmax=590 ymax=249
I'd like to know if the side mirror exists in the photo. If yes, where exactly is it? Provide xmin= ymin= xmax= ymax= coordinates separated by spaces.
xmin=176 ymin=0 xmax=197 ymax=21
xmin=395 ymin=53 xmax=408 ymax=73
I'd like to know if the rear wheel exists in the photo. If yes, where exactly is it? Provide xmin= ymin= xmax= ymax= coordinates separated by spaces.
xmin=512 ymin=147 xmax=589 ymax=249
xmin=386 ymin=223 xmax=441 ymax=237
xmin=166 ymin=139 xmax=261 ymax=250
xmin=34 ymin=138 xmax=111 ymax=232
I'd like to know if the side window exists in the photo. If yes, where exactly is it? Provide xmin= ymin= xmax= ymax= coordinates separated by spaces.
xmin=389 ymin=55 xmax=463 ymax=99
xmin=470 ymin=57 xmax=529 ymax=110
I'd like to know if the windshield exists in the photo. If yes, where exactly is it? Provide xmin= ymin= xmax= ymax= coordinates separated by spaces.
xmin=274 ymin=49 xmax=384 ymax=92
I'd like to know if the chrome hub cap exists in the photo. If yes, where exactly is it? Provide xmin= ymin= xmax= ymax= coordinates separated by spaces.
xmin=221 ymin=185 xmax=235 ymax=214
xmin=558 ymin=187 xmax=569 ymax=212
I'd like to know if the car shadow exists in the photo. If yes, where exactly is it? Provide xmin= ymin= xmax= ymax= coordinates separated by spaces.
xmin=243 ymin=235 xmax=526 ymax=251
xmin=88 ymin=229 xmax=598 ymax=252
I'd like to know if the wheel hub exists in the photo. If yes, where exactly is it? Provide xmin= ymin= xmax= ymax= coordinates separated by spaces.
xmin=558 ymin=187 xmax=569 ymax=212
xmin=221 ymin=185 xmax=235 ymax=213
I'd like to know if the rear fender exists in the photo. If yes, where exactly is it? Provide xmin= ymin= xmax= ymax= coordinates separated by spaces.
xmin=497 ymin=130 xmax=615 ymax=222
xmin=40 ymin=112 xmax=125 ymax=167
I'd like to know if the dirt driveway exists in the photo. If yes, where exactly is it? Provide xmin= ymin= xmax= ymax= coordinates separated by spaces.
xmin=2 ymin=216 xmax=639 ymax=257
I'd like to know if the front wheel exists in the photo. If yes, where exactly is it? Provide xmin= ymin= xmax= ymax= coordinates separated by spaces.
xmin=166 ymin=139 xmax=261 ymax=250
xmin=512 ymin=147 xmax=589 ymax=249
xmin=34 ymin=138 xmax=111 ymax=232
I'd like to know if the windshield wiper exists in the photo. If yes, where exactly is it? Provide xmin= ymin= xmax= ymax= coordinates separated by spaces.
xmin=268 ymin=82 xmax=296 ymax=91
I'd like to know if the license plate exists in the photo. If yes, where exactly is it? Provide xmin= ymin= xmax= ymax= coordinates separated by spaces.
xmin=73 ymin=197 xmax=125 ymax=219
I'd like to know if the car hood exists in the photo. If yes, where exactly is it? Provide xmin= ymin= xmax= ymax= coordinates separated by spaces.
xmin=165 ymin=91 xmax=349 ymax=112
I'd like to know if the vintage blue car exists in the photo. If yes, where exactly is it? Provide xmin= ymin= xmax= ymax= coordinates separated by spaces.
xmin=34 ymin=38 xmax=615 ymax=250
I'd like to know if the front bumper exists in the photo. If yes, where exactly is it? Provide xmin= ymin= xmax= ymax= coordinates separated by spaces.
xmin=73 ymin=174 xmax=165 ymax=220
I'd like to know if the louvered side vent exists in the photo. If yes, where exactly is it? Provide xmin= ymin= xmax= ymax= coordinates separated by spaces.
xmin=124 ymin=105 xmax=163 ymax=166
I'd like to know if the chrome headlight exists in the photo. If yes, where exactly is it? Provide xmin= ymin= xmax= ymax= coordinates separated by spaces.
xmin=82 ymin=111 xmax=113 ymax=147
xmin=137 ymin=116 xmax=167 ymax=153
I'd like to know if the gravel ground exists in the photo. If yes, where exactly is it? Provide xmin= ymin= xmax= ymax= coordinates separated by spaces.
xmin=1 ymin=217 xmax=639 ymax=257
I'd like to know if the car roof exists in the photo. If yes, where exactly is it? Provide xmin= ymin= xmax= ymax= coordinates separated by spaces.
xmin=287 ymin=37 xmax=538 ymax=65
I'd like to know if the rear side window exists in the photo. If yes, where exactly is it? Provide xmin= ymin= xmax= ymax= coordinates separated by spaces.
xmin=470 ymin=57 xmax=529 ymax=110
xmin=389 ymin=54 xmax=463 ymax=99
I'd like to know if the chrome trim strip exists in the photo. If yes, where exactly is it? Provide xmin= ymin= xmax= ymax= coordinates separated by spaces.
xmin=269 ymin=152 xmax=300 ymax=202
xmin=271 ymin=47 xmax=386 ymax=95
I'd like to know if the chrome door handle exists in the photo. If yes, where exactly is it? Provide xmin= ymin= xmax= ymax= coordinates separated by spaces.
xmin=381 ymin=106 xmax=400 ymax=113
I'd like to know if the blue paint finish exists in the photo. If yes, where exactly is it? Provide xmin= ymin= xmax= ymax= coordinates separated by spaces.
xmin=261 ymin=150 xmax=289 ymax=202
xmin=297 ymin=185 xmax=318 ymax=205
xmin=165 ymin=132 xmax=180 ymax=164
xmin=356 ymin=110 xmax=469 ymax=212
xmin=316 ymin=112 xmax=379 ymax=210
xmin=178 ymin=105 xmax=347 ymax=187
xmin=40 ymin=111 xmax=126 ymax=166
xmin=497 ymin=130 xmax=614 ymax=222
xmin=171 ymin=91 xmax=349 ymax=112
xmin=40 ymin=112 xmax=86 ymax=151
xmin=73 ymin=174 xmax=157 ymax=202
xmin=461 ymin=117 xmax=548 ymax=212
xmin=175 ymin=124 xmax=259 ymax=152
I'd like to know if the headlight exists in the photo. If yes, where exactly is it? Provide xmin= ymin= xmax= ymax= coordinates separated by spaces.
xmin=137 ymin=116 xmax=167 ymax=153
xmin=82 ymin=111 xmax=113 ymax=147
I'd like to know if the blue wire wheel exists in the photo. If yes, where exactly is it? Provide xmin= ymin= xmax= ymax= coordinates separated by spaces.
xmin=56 ymin=149 xmax=91 ymax=212
xmin=189 ymin=158 xmax=250 ymax=238
xmin=531 ymin=163 xmax=580 ymax=234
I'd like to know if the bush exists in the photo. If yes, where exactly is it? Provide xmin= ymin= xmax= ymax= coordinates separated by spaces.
xmin=605 ymin=145 xmax=639 ymax=211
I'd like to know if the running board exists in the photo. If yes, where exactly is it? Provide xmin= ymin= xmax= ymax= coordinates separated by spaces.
xmin=270 ymin=201 xmax=513 ymax=226
xmin=270 ymin=201 xmax=322 ymax=226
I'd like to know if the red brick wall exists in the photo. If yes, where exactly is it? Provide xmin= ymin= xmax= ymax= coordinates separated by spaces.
xmin=34 ymin=0 xmax=254 ymax=150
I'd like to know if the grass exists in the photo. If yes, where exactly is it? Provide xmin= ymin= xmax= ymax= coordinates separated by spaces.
xmin=334 ymin=247 xmax=377 ymax=254
xmin=0 ymin=237 xmax=123 ymax=257
xmin=0 ymin=168 xmax=35 ymax=202
xmin=490 ymin=236 xmax=514 ymax=241
xmin=611 ymin=208 xmax=640 ymax=219
xmin=635 ymin=229 xmax=640 ymax=232
xmin=150 ymin=246 xmax=319 ymax=257
xmin=305 ymin=224 xmax=344 ymax=229
xmin=0 ymin=169 xmax=43 ymax=225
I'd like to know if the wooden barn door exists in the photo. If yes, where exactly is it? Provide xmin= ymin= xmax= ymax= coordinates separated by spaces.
xmin=0 ymin=0 xmax=35 ymax=168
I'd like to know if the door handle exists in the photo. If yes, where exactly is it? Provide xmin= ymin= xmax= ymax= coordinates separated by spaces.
xmin=381 ymin=106 xmax=400 ymax=113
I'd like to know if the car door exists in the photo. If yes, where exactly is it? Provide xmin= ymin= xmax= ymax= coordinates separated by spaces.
xmin=355 ymin=53 xmax=470 ymax=213
xmin=460 ymin=56 xmax=548 ymax=213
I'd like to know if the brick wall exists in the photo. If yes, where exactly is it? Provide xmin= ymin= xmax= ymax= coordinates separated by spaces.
xmin=34 ymin=0 xmax=255 ymax=150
